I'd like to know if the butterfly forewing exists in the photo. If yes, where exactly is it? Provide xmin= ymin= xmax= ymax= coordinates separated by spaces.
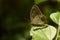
xmin=30 ymin=5 xmax=47 ymax=26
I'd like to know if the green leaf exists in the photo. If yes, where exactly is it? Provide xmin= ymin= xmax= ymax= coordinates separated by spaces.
xmin=30 ymin=25 xmax=57 ymax=40
xmin=50 ymin=12 xmax=60 ymax=25
xmin=34 ymin=0 xmax=47 ymax=4
xmin=57 ymin=0 xmax=60 ymax=2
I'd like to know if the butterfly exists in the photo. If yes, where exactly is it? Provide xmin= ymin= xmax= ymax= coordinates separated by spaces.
xmin=30 ymin=4 xmax=48 ymax=27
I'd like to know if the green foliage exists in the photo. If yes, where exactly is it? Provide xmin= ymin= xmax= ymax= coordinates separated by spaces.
xmin=50 ymin=12 xmax=60 ymax=25
xmin=30 ymin=0 xmax=60 ymax=40
xmin=30 ymin=25 xmax=56 ymax=40
xmin=50 ymin=12 xmax=60 ymax=40
xmin=57 ymin=0 xmax=60 ymax=2
xmin=1 ymin=0 xmax=60 ymax=40
xmin=34 ymin=0 xmax=47 ymax=4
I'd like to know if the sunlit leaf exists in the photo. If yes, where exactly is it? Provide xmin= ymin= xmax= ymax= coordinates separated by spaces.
xmin=50 ymin=12 xmax=60 ymax=25
xmin=30 ymin=25 xmax=57 ymax=40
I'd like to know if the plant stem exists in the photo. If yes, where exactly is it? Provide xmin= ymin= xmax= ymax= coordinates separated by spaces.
xmin=55 ymin=25 xmax=60 ymax=40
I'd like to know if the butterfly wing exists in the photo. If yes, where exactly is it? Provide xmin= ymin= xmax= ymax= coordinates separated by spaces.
xmin=30 ymin=5 xmax=47 ymax=26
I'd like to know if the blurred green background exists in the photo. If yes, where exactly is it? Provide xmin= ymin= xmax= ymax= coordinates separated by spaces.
xmin=0 ymin=0 xmax=60 ymax=40
xmin=0 ymin=0 xmax=33 ymax=40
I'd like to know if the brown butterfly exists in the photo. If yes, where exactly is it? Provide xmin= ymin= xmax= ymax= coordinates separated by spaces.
xmin=30 ymin=4 xmax=48 ymax=26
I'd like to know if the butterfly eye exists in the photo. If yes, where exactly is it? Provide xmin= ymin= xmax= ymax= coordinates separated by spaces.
xmin=41 ymin=15 xmax=46 ymax=21
xmin=41 ymin=16 xmax=45 ymax=21
xmin=41 ymin=16 xmax=47 ymax=24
